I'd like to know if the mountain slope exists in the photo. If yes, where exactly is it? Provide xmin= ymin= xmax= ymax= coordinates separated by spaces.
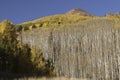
xmin=17 ymin=8 xmax=94 ymax=31
xmin=17 ymin=8 xmax=120 ymax=32
xmin=21 ymin=15 xmax=120 ymax=80
xmin=0 ymin=8 xmax=120 ymax=80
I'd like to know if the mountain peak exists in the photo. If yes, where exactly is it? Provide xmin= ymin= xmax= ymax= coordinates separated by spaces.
xmin=66 ymin=8 xmax=92 ymax=16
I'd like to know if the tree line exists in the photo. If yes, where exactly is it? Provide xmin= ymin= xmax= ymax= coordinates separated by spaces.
xmin=0 ymin=20 xmax=55 ymax=77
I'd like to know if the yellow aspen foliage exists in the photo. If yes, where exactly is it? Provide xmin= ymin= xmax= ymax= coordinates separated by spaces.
xmin=30 ymin=47 xmax=36 ymax=62
xmin=43 ymin=23 xmax=48 ymax=27
xmin=0 ymin=20 xmax=13 ymax=33
xmin=30 ymin=47 xmax=46 ymax=68
xmin=0 ymin=20 xmax=56 ymax=76
xmin=35 ymin=23 xmax=41 ymax=28
xmin=29 ymin=25 xmax=33 ymax=30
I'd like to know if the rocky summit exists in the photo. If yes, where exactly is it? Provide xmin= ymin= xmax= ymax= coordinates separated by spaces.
xmin=66 ymin=8 xmax=92 ymax=16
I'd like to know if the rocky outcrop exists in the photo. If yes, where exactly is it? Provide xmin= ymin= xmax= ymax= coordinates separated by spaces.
xmin=66 ymin=8 xmax=92 ymax=16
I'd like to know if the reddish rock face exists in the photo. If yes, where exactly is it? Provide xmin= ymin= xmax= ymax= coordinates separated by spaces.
xmin=66 ymin=8 xmax=92 ymax=16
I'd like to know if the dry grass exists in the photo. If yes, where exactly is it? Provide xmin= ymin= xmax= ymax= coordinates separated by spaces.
xmin=13 ymin=77 xmax=90 ymax=80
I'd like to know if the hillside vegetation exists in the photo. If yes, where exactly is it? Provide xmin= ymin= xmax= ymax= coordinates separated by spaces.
xmin=1 ymin=8 xmax=120 ymax=80
xmin=15 ymin=13 xmax=120 ymax=32
xmin=21 ymin=12 xmax=120 ymax=80
xmin=16 ymin=14 xmax=93 ymax=31
xmin=0 ymin=20 xmax=55 ymax=79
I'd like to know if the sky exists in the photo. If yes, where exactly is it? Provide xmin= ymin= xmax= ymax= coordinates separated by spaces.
xmin=0 ymin=0 xmax=120 ymax=24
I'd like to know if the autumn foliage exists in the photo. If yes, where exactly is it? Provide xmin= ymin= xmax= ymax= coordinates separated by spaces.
xmin=0 ymin=20 xmax=55 ymax=78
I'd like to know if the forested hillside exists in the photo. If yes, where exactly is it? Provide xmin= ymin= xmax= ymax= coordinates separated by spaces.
xmin=20 ymin=13 xmax=120 ymax=80
xmin=1 ymin=8 xmax=120 ymax=80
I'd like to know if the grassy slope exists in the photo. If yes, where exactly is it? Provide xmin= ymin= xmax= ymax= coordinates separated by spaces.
xmin=19 ymin=14 xmax=94 ymax=30
xmin=18 ymin=14 xmax=120 ymax=32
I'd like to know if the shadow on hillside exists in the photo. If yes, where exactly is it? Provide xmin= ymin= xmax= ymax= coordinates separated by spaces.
xmin=0 ymin=72 xmax=52 ymax=80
